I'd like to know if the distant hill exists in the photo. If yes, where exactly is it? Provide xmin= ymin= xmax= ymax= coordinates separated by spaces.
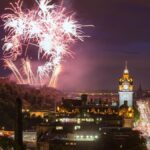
xmin=0 ymin=78 xmax=64 ymax=109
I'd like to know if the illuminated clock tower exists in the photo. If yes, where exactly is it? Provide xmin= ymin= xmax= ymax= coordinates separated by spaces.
xmin=119 ymin=62 xmax=133 ymax=107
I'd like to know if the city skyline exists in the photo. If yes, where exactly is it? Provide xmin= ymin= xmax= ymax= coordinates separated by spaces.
xmin=0 ymin=0 xmax=150 ymax=91
xmin=0 ymin=1 xmax=150 ymax=150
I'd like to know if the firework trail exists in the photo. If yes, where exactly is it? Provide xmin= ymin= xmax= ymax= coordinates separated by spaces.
xmin=22 ymin=58 xmax=35 ymax=85
xmin=49 ymin=64 xmax=62 ymax=88
xmin=2 ymin=0 xmax=93 ymax=87
xmin=4 ymin=59 xmax=24 ymax=84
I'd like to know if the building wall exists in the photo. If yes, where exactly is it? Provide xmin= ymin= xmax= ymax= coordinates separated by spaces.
xmin=123 ymin=118 xmax=134 ymax=128
xmin=119 ymin=92 xmax=133 ymax=107
xmin=37 ymin=142 xmax=49 ymax=150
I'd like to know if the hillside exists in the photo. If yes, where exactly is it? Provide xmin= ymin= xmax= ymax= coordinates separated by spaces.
xmin=0 ymin=78 xmax=64 ymax=129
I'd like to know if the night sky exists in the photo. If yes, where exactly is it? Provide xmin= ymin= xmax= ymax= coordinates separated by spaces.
xmin=0 ymin=0 xmax=150 ymax=91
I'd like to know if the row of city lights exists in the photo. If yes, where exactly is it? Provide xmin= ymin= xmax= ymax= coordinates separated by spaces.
xmin=75 ymin=135 xmax=99 ymax=139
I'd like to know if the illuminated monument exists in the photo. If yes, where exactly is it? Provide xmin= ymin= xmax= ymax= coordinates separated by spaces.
xmin=119 ymin=62 xmax=133 ymax=107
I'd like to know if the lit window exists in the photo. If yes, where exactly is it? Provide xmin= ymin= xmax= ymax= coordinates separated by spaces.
xmin=74 ymin=125 xmax=81 ymax=130
xmin=56 ymin=126 xmax=63 ymax=130
xmin=95 ymin=135 xmax=98 ymax=139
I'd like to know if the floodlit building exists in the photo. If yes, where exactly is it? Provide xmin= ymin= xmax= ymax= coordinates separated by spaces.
xmin=119 ymin=62 xmax=134 ymax=107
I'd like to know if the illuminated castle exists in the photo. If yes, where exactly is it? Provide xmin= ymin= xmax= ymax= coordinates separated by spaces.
xmin=119 ymin=62 xmax=133 ymax=107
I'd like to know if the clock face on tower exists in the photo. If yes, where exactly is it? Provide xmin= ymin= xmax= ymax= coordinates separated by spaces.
xmin=123 ymin=84 xmax=129 ymax=90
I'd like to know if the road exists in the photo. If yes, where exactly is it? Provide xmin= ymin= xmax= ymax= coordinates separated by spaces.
xmin=135 ymin=100 xmax=150 ymax=150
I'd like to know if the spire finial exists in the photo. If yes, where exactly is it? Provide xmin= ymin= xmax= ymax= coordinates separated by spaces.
xmin=125 ymin=61 xmax=128 ymax=70
xmin=124 ymin=61 xmax=129 ymax=74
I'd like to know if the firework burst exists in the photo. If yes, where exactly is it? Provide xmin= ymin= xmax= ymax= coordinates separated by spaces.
xmin=1 ymin=0 xmax=93 ymax=87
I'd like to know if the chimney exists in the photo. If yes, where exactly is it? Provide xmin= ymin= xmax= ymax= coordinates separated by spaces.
xmin=15 ymin=97 xmax=23 ymax=150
